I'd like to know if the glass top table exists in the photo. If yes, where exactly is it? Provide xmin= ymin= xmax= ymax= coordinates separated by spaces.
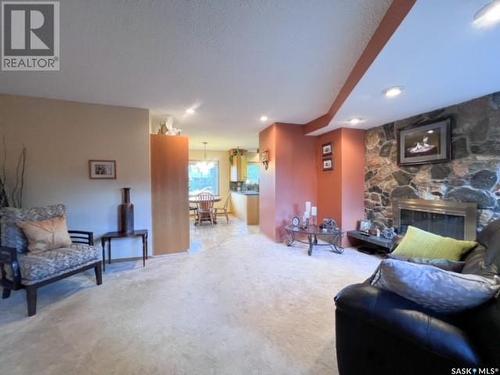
xmin=285 ymin=225 xmax=344 ymax=256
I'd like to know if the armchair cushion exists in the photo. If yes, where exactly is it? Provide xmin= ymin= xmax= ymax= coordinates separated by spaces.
xmin=0 ymin=204 xmax=66 ymax=253
xmin=6 ymin=243 xmax=99 ymax=285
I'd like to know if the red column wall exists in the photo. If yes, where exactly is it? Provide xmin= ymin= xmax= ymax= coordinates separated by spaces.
xmin=259 ymin=125 xmax=365 ymax=245
xmin=259 ymin=124 xmax=277 ymax=240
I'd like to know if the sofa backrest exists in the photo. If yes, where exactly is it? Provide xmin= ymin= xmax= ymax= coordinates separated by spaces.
xmin=0 ymin=204 xmax=66 ymax=253
xmin=477 ymin=219 xmax=500 ymax=272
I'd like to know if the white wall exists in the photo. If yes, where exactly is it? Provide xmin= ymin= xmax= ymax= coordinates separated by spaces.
xmin=0 ymin=94 xmax=152 ymax=259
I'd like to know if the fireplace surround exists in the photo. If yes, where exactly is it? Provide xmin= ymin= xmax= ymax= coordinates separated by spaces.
xmin=393 ymin=199 xmax=477 ymax=240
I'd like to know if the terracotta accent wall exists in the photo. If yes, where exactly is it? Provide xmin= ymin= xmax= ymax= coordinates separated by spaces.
xmin=259 ymin=124 xmax=317 ymax=241
xmin=316 ymin=128 xmax=365 ymax=245
xmin=259 ymin=125 xmax=277 ymax=240
xmin=316 ymin=130 xmax=343 ymax=224
xmin=340 ymin=128 xmax=366 ymax=240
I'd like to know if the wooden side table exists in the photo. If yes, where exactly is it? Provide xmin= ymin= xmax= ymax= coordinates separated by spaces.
xmin=100 ymin=230 xmax=148 ymax=271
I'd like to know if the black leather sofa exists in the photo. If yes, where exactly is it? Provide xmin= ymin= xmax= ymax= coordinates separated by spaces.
xmin=335 ymin=220 xmax=500 ymax=375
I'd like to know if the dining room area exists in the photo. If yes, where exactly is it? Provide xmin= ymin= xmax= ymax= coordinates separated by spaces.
xmin=150 ymin=134 xmax=260 ymax=256
xmin=187 ymin=143 xmax=260 ymax=252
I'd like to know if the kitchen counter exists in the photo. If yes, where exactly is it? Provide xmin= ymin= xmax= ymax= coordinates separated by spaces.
xmin=231 ymin=191 xmax=259 ymax=196
xmin=231 ymin=192 xmax=259 ymax=225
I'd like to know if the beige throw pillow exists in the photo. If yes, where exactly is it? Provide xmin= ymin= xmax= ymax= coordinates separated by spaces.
xmin=17 ymin=215 xmax=72 ymax=253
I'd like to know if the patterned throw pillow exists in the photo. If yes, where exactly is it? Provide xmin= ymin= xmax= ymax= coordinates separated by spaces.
xmin=17 ymin=215 xmax=72 ymax=253
xmin=0 ymin=204 xmax=66 ymax=252
xmin=371 ymin=259 xmax=500 ymax=313
xmin=392 ymin=226 xmax=477 ymax=261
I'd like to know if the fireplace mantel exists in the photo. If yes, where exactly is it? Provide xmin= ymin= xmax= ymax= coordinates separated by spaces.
xmin=393 ymin=199 xmax=477 ymax=240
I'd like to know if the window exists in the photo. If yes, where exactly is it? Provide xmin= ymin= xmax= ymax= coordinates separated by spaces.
xmin=189 ymin=161 xmax=219 ymax=195
xmin=246 ymin=162 xmax=260 ymax=184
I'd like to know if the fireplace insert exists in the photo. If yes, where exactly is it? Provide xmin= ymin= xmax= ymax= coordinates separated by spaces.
xmin=393 ymin=199 xmax=477 ymax=240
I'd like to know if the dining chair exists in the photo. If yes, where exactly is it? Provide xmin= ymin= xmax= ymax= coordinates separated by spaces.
xmin=196 ymin=192 xmax=215 ymax=225
xmin=189 ymin=204 xmax=198 ymax=221
xmin=214 ymin=194 xmax=230 ymax=224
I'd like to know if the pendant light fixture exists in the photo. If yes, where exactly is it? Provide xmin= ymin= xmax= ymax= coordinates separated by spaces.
xmin=195 ymin=142 xmax=214 ymax=176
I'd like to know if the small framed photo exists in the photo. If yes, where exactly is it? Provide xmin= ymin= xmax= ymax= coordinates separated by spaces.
xmin=322 ymin=142 xmax=332 ymax=156
xmin=322 ymin=157 xmax=333 ymax=171
xmin=291 ymin=216 xmax=301 ymax=227
xmin=89 ymin=160 xmax=116 ymax=179
xmin=359 ymin=219 xmax=372 ymax=233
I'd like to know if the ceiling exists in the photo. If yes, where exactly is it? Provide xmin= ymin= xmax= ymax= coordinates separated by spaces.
xmin=312 ymin=0 xmax=500 ymax=134
xmin=0 ymin=0 xmax=392 ymax=150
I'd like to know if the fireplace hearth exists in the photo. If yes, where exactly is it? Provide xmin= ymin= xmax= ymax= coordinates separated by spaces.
xmin=393 ymin=199 xmax=477 ymax=240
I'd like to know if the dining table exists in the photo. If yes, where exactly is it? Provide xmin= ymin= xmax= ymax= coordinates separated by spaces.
xmin=188 ymin=196 xmax=222 ymax=204
xmin=189 ymin=195 xmax=221 ymax=224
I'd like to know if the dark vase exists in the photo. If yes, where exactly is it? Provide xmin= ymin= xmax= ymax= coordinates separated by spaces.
xmin=119 ymin=187 xmax=134 ymax=234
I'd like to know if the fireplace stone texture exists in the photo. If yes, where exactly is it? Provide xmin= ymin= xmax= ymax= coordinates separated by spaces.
xmin=365 ymin=92 xmax=500 ymax=230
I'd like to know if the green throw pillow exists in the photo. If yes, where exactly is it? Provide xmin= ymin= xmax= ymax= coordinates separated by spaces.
xmin=392 ymin=226 xmax=477 ymax=261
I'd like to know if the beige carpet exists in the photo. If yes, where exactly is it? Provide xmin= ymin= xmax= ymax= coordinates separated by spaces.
xmin=0 ymin=220 xmax=379 ymax=375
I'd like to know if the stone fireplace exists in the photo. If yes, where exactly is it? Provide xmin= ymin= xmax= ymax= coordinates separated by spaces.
xmin=393 ymin=199 xmax=477 ymax=240
xmin=364 ymin=93 xmax=500 ymax=233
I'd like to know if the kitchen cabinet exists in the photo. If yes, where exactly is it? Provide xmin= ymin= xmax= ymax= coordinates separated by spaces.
xmin=230 ymin=153 xmax=247 ymax=182
xmin=231 ymin=192 xmax=259 ymax=225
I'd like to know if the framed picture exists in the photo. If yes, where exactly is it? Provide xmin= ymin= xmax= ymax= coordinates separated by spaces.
xmin=291 ymin=216 xmax=300 ymax=227
xmin=322 ymin=157 xmax=333 ymax=171
xmin=321 ymin=142 xmax=332 ymax=156
xmin=89 ymin=160 xmax=116 ymax=179
xmin=397 ymin=118 xmax=451 ymax=166
xmin=359 ymin=219 xmax=372 ymax=233
xmin=323 ymin=218 xmax=337 ymax=229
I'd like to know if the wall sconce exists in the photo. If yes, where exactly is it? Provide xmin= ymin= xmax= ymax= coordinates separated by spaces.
xmin=261 ymin=150 xmax=270 ymax=170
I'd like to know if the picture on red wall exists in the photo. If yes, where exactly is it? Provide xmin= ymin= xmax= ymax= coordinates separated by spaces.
xmin=321 ymin=142 xmax=332 ymax=156
xmin=322 ymin=157 xmax=333 ymax=171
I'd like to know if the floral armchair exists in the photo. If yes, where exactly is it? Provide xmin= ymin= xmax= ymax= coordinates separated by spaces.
xmin=0 ymin=204 xmax=102 ymax=316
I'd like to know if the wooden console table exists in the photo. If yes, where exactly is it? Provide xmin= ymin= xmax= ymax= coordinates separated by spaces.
xmin=101 ymin=230 xmax=148 ymax=271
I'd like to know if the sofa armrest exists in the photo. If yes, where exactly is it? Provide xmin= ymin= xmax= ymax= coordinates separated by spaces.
xmin=0 ymin=246 xmax=21 ymax=289
xmin=68 ymin=230 xmax=94 ymax=246
xmin=335 ymin=283 xmax=480 ymax=365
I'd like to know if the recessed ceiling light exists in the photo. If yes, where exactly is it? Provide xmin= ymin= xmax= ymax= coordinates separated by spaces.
xmin=473 ymin=0 xmax=500 ymax=27
xmin=186 ymin=108 xmax=195 ymax=115
xmin=349 ymin=118 xmax=363 ymax=125
xmin=427 ymin=130 xmax=434 ymax=134
xmin=260 ymin=115 xmax=268 ymax=122
xmin=384 ymin=86 xmax=403 ymax=98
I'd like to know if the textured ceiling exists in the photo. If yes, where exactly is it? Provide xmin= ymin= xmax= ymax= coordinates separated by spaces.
xmin=312 ymin=0 xmax=500 ymax=134
xmin=0 ymin=0 xmax=391 ymax=150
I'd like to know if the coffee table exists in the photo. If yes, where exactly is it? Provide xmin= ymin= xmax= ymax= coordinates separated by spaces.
xmin=285 ymin=225 xmax=344 ymax=256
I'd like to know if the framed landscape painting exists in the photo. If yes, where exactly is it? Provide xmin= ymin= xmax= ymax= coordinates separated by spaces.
xmin=397 ymin=118 xmax=451 ymax=166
